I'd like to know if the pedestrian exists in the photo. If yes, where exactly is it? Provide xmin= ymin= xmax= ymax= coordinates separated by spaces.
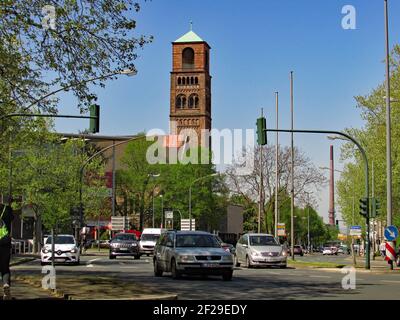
xmin=379 ymin=241 xmax=386 ymax=258
xmin=0 ymin=201 xmax=14 ymax=300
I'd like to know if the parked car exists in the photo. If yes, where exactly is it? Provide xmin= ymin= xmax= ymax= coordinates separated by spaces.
xmin=153 ymin=231 xmax=234 ymax=281
xmin=139 ymin=228 xmax=164 ymax=256
xmin=235 ymin=233 xmax=287 ymax=268
xmin=292 ymin=245 xmax=304 ymax=256
xmin=322 ymin=247 xmax=334 ymax=255
xmin=109 ymin=233 xmax=140 ymax=259
xmin=41 ymin=234 xmax=80 ymax=265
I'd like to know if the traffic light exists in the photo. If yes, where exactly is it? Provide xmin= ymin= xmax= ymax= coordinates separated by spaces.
xmin=371 ymin=197 xmax=381 ymax=218
xmin=256 ymin=116 xmax=267 ymax=145
xmin=359 ymin=197 xmax=368 ymax=217
xmin=89 ymin=104 xmax=100 ymax=133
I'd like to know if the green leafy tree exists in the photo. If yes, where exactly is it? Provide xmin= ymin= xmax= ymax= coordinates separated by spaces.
xmin=338 ymin=44 xmax=400 ymax=229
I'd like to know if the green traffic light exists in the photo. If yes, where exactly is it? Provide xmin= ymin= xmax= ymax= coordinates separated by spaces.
xmin=256 ymin=117 xmax=267 ymax=146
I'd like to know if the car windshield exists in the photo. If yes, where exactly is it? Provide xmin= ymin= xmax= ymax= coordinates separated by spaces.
xmin=141 ymin=234 xmax=160 ymax=242
xmin=113 ymin=234 xmax=137 ymax=242
xmin=176 ymin=234 xmax=221 ymax=248
xmin=249 ymin=235 xmax=279 ymax=246
xmin=46 ymin=236 xmax=74 ymax=245
xmin=324 ymin=247 xmax=331 ymax=250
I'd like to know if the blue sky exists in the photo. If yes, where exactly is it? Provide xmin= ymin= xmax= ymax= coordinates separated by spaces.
xmin=54 ymin=0 xmax=400 ymax=224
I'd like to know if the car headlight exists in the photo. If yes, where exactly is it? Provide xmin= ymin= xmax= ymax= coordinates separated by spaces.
xmin=132 ymin=243 xmax=138 ymax=246
xmin=70 ymin=248 xmax=77 ymax=253
xmin=179 ymin=255 xmax=195 ymax=262
xmin=222 ymin=255 xmax=233 ymax=261
xmin=42 ymin=248 xmax=49 ymax=254
xmin=281 ymin=250 xmax=287 ymax=256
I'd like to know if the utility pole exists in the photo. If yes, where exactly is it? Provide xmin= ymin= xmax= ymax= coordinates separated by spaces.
xmin=384 ymin=0 xmax=392 ymax=227
xmin=290 ymin=71 xmax=295 ymax=260
xmin=275 ymin=93 xmax=279 ymax=238
xmin=111 ymin=141 xmax=116 ymax=217
xmin=372 ymin=161 xmax=376 ymax=261
xmin=259 ymin=108 xmax=264 ymax=234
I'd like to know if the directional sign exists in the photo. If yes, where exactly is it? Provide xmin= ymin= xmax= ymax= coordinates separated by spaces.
xmin=384 ymin=225 xmax=399 ymax=241
xmin=350 ymin=226 xmax=362 ymax=236
xmin=181 ymin=219 xmax=195 ymax=231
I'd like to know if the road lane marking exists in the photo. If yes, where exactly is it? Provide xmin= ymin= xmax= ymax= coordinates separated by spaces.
xmin=309 ymin=275 xmax=331 ymax=279
xmin=86 ymin=258 xmax=101 ymax=265
xmin=380 ymin=280 xmax=400 ymax=284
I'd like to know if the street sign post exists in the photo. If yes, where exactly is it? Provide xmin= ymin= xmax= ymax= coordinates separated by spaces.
xmin=350 ymin=226 xmax=362 ymax=237
xmin=384 ymin=225 xmax=399 ymax=241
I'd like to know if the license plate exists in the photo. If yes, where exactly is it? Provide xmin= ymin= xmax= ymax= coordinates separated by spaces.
xmin=119 ymin=248 xmax=128 ymax=251
xmin=203 ymin=263 xmax=219 ymax=268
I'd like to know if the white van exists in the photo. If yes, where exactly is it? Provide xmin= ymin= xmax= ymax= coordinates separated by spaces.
xmin=139 ymin=228 xmax=165 ymax=256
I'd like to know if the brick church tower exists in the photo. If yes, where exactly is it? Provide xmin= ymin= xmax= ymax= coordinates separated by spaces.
xmin=169 ymin=27 xmax=212 ymax=147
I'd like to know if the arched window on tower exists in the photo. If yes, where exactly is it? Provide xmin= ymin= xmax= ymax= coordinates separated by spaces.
xmin=182 ymin=47 xmax=195 ymax=69
xmin=190 ymin=77 xmax=194 ymax=85
xmin=176 ymin=94 xmax=186 ymax=109
xmin=188 ymin=94 xmax=199 ymax=109
xmin=195 ymin=77 xmax=199 ymax=85
xmin=177 ymin=77 xmax=181 ymax=85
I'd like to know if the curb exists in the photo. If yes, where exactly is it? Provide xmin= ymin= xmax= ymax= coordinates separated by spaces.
xmin=10 ymin=257 xmax=37 ymax=267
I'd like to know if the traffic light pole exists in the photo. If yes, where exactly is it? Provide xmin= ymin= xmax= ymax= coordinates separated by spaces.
xmin=264 ymin=128 xmax=370 ymax=269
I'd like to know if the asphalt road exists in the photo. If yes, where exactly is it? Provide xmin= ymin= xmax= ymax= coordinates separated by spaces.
xmin=12 ymin=253 xmax=400 ymax=300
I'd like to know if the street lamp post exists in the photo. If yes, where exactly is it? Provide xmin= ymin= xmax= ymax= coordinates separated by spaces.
xmin=384 ymin=0 xmax=392 ymax=228
xmin=189 ymin=173 xmax=218 ymax=231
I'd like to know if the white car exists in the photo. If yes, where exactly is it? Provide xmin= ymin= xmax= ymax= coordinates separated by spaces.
xmin=322 ymin=247 xmax=334 ymax=255
xmin=139 ymin=228 xmax=165 ymax=256
xmin=41 ymin=234 xmax=80 ymax=265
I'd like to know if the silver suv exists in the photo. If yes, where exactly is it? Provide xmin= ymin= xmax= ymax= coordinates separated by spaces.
xmin=153 ymin=231 xmax=234 ymax=281
xmin=235 ymin=233 xmax=287 ymax=268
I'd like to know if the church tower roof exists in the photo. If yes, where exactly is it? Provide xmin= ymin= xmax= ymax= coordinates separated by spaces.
xmin=174 ymin=22 xmax=204 ymax=43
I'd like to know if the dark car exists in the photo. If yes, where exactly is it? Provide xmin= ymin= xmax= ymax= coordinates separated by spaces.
xmin=292 ymin=245 xmax=304 ymax=256
xmin=109 ymin=233 xmax=140 ymax=260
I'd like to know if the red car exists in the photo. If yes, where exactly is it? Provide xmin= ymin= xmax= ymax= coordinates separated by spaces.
xmin=292 ymin=245 xmax=304 ymax=256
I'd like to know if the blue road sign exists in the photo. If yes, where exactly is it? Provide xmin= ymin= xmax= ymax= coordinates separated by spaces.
xmin=350 ymin=226 xmax=362 ymax=236
xmin=384 ymin=225 xmax=399 ymax=241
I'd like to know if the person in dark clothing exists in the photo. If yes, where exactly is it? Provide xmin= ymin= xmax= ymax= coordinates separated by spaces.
xmin=0 ymin=202 xmax=14 ymax=300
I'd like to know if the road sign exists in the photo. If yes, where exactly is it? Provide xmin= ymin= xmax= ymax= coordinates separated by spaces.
xmin=111 ymin=217 xmax=129 ymax=231
xmin=384 ymin=225 xmax=399 ymax=241
xmin=181 ymin=219 xmax=195 ymax=231
xmin=165 ymin=211 xmax=173 ymax=219
xmin=277 ymin=223 xmax=286 ymax=236
xmin=350 ymin=226 xmax=362 ymax=236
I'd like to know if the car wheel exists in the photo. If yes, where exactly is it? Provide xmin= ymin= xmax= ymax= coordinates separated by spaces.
xmin=171 ymin=259 xmax=181 ymax=279
xmin=134 ymin=254 xmax=140 ymax=260
xmin=154 ymin=259 xmax=163 ymax=277
xmin=280 ymin=264 xmax=287 ymax=269
xmin=222 ymin=271 xmax=233 ymax=281
xmin=41 ymin=261 xmax=47 ymax=266
xmin=234 ymin=255 xmax=240 ymax=267
xmin=109 ymin=255 xmax=116 ymax=260
xmin=245 ymin=256 xmax=252 ymax=269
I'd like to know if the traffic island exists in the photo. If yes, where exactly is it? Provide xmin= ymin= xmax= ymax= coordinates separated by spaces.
xmin=13 ymin=274 xmax=178 ymax=300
